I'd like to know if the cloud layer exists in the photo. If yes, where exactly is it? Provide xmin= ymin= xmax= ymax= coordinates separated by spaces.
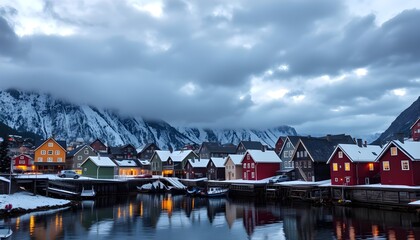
xmin=0 ymin=0 xmax=420 ymax=137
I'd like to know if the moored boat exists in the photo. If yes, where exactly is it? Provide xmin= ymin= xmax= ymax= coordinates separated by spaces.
xmin=199 ymin=187 xmax=229 ymax=198
xmin=137 ymin=180 xmax=167 ymax=193
xmin=0 ymin=225 xmax=12 ymax=240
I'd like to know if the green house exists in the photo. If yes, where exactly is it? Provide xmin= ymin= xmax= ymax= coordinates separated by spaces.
xmin=81 ymin=156 xmax=116 ymax=179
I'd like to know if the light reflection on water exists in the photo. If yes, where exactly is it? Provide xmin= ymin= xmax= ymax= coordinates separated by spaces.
xmin=2 ymin=194 xmax=420 ymax=240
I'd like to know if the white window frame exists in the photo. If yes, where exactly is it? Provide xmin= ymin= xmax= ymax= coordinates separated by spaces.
xmin=57 ymin=158 xmax=63 ymax=162
xmin=48 ymin=150 xmax=53 ymax=155
xmin=383 ymin=161 xmax=390 ymax=171
xmin=47 ymin=157 xmax=53 ymax=162
xmin=338 ymin=151 xmax=343 ymax=158
xmin=78 ymin=156 xmax=83 ymax=160
xmin=401 ymin=160 xmax=410 ymax=171
xmin=251 ymin=172 xmax=255 ymax=178
xmin=48 ymin=142 xmax=53 ymax=147
xmin=41 ymin=150 xmax=46 ymax=155
xmin=390 ymin=147 xmax=398 ymax=156
xmin=55 ymin=150 xmax=60 ymax=155
xmin=251 ymin=163 xmax=255 ymax=168
xmin=38 ymin=157 xmax=43 ymax=162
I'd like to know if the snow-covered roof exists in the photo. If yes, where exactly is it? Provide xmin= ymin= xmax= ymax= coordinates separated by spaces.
xmin=327 ymin=144 xmax=382 ymax=163
xmin=114 ymin=159 xmax=138 ymax=167
xmin=188 ymin=158 xmax=209 ymax=168
xmin=210 ymin=157 xmax=226 ymax=168
xmin=224 ymin=154 xmax=243 ymax=166
xmin=391 ymin=140 xmax=420 ymax=160
xmin=170 ymin=150 xmax=195 ymax=162
xmin=139 ymin=159 xmax=150 ymax=165
xmin=83 ymin=156 xmax=116 ymax=167
xmin=245 ymin=150 xmax=282 ymax=163
xmin=154 ymin=150 xmax=171 ymax=162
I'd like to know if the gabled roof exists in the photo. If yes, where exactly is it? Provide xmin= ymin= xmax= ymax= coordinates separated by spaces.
xmin=13 ymin=154 xmax=32 ymax=159
xmin=294 ymin=137 xmax=338 ymax=163
xmin=152 ymin=150 xmax=171 ymax=162
xmin=244 ymin=150 xmax=281 ymax=163
xmin=170 ymin=150 xmax=197 ymax=162
xmin=83 ymin=156 xmax=116 ymax=167
xmin=34 ymin=138 xmax=67 ymax=152
xmin=67 ymin=144 xmax=95 ymax=158
xmin=136 ymin=143 xmax=160 ymax=154
xmin=326 ymin=144 xmax=382 ymax=164
xmin=209 ymin=157 xmax=226 ymax=168
xmin=376 ymin=140 xmax=420 ymax=161
xmin=224 ymin=154 xmax=243 ymax=166
xmin=410 ymin=117 xmax=420 ymax=129
xmin=188 ymin=158 xmax=209 ymax=168
xmin=237 ymin=141 xmax=263 ymax=151
xmin=278 ymin=136 xmax=307 ymax=155
xmin=90 ymin=138 xmax=107 ymax=147
xmin=114 ymin=159 xmax=139 ymax=167
xmin=199 ymin=142 xmax=237 ymax=154
xmin=319 ymin=134 xmax=355 ymax=145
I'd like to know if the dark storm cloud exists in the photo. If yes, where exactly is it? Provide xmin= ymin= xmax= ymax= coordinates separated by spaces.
xmin=1 ymin=0 xmax=420 ymax=136
xmin=0 ymin=16 xmax=26 ymax=57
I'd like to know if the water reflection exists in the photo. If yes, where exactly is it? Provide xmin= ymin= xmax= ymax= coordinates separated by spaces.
xmin=2 ymin=194 xmax=420 ymax=240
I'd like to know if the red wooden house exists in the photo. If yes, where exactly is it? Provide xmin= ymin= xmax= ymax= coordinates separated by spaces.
xmin=411 ymin=118 xmax=420 ymax=141
xmin=12 ymin=154 xmax=33 ymax=172
xmin=327 ymin=144 xmax=382 ymax=186
xmin=241 ymin=150 xmax=281 ymax=180
xmin=376 ymin=140 xmax=420 ymax=186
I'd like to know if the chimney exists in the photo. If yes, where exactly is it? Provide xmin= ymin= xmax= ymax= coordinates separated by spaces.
xmin=356 ymin=139 xmax=363 ymax=147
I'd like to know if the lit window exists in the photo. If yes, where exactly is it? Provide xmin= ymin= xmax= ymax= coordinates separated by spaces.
xmin=338 ymin=151 xmax=343 ymax=158
xmin=41 ymin=150 xmax=46 ymax=155
xmin=333 ymin=163 xmax=338 ymax=171
xmin=401 ymin=160 xmax=409 ymax=171
xmin=383 ymin=161 xmax=390 ymax=171
xmin=345 ymin=162 xmax=350 ymax=171
xmin=48 ymin=142 xmax=53 ymax=147
xmin=369 ymin=163 xmax=374 ymax=171
xmin=390 ymin=147 xmax=398 ymax=156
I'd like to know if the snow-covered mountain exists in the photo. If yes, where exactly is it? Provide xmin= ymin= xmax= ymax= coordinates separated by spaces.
xmin=0 ymin=89 xmax=297 ymax=149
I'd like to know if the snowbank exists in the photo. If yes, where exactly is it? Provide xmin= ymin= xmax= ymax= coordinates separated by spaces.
xmin=0 ymin=191 xmax=71 ymax=213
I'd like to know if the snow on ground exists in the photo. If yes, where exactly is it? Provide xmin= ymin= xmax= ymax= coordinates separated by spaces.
xmin=409 ymin=200 xmax=420 ymax=205
xmin=0 ymin=191 xmax=70 ymax=210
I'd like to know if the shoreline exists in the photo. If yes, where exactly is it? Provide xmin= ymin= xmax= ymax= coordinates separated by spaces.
xmin=0 ymin=191 xmax=76 ymax=218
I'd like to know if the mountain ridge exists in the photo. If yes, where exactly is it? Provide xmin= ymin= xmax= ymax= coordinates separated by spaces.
xmin=0 ymin=89 xmax=297 ymax=149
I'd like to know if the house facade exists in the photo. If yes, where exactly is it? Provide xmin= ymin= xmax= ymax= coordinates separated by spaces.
xmin=241 ymin=150 xmax=281 ymax=180
xmin=185 ymin=158 xmax=209 ymax=179
xmin=274 ymin=137 xmax=286 ymax=154
xmin=278 ymin=136 xmax=303 ymax=179
xmin=150 ymin=150 xmax=171 ymax=175
xmin=291 ymin=138 xmax=336 ymax=182
xmin=110 ymin=144 xmax=137 ymax=160
xmin=90 ymin=139 xmax=108 ymax=153
xmin=34 ymin=138 xmax=67 ymax=173
xmin=12 ymin=154 xmax=33 ymax=172
xmin=207 ymin=157 xmax=226 ymax=180
xmin=114 ymin=159 xmax=142 ymax=176
xmin=66 ymin=144 xmax=96 ymax=173
xmin=376 ymin=140 xmax=420 ymax=186
xmin=411 ymin=118 xmax=420 ymax=141
xmin=81 ymin=156 xmax=116 ymax=179
xmin=327 ymin=144 xmax=382 ymax=186
xmin=224 ymin=154 xmax=243 ymax=180
xmin=169 ymin=150 xmax=199 ymax=178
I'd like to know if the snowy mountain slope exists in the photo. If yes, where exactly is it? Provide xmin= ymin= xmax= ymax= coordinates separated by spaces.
xmin=0 ymin=89 xmax=297 ymax=149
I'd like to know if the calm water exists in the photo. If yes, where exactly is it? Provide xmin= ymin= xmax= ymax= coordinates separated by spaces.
xmin=2 ymin=194 xmax=420 ymax=240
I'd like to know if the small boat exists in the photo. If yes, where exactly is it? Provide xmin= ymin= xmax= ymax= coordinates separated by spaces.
xmin=199 ymin=187 xmax=229 ymax=198
xmin=186 ymin=187 xmax=203 ymax=196
xmin=137 ymin=180 xmax=167 ymax=193
xmin=0 ymin=225 xmax=12 ymax=239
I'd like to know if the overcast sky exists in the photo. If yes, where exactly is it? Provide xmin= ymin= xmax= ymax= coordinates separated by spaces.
xmin=0 ymin=0 xmax=420 ymax=137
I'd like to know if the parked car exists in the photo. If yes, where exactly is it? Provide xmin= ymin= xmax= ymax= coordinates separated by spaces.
xmin=269 ymin=175 xmax=290 ymax=183
xmin=58 ymin=170 xmax=80 ymax=179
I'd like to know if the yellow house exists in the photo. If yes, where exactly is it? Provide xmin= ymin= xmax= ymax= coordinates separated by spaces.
xmin=34 ymin=138 xmax=67 ymax=173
